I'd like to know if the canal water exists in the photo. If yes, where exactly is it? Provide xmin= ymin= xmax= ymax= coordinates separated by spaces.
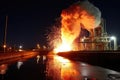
xmin=0 ymin=55 xmax=120 ymax=80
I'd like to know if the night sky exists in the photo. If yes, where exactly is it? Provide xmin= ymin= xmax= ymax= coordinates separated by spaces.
xmin=0 ymin=0 xmax=120 ymax=49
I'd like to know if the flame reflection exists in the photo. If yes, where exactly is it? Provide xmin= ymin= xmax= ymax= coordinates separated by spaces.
xmin=0 ymin=64 xmax=8 ymax=75
xmin=46 ymin=55 xmax=81 ymax=80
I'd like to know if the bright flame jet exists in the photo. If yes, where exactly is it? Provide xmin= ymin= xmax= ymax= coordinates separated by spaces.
xmin=51 ymin=1 xmax=101 ymax=53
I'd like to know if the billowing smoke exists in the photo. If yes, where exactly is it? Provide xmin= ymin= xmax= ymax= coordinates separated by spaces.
xmin=77 ymin=0 xmax=101 ymax=27
xmin=48 ymin=0 xmax=101 ymax=52
xmin=57 ymin=0 xmax=101 ymax=51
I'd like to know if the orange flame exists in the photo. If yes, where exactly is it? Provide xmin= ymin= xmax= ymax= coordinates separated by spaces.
xmin=54 ymin=4 xmax=95 ymax=53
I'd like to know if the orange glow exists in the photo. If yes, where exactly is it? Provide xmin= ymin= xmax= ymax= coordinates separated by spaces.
xmin=53 ymin=56 xmax=81 ymax=80
xmin=0 ymin=64 xmax=8 ymax=75
xmin=54 ymin=56 xmax=70 ymax=64
xmin=54 ymin=4 xmax=95 ymax=53
xmin=3 ymin=44 xmax=6 ymax=48
xmin=54 ymin=43 xmax=71 ymax=53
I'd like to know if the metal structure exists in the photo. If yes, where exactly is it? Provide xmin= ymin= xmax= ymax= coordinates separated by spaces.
xmin=79 ymin=18 xmax=117 ymax=51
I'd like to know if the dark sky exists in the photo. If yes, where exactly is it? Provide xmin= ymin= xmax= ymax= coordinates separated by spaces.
xmin=0 ymin=0 xmax=120 ymax=49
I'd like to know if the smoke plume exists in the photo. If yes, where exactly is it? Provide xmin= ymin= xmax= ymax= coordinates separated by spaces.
xmin=76 ymin=0 xmax=101 ymax=27
xmin=48 ymin=0 xmax=102 ymax=52
xmin=59 ymin=0 xmax=101 ymax=51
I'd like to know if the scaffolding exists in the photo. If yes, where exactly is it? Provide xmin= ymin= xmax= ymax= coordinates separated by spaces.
xmin=78 ymin=18 xmax=117 ymax=51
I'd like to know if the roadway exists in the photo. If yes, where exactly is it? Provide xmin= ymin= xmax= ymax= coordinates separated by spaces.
xmin=0 ymin=51 xmax=39 ymax=65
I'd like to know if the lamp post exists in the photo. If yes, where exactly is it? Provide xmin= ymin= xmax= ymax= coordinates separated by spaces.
xmin=3 ymin=44 xmax=6 ymax=53
xmin=110 ymin=36 xmax=117 ymax=50
xmin=3 ymin=16 xmax=8 ymax=53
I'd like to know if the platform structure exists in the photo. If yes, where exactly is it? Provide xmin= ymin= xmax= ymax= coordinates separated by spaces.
xmin=78 ymin=18 xmax=117 ymax=51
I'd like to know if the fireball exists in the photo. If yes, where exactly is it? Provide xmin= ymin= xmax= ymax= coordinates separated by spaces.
xmin=48 ymin=1 xmax=101 ymax=53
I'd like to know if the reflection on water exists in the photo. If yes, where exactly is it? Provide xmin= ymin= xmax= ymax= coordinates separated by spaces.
xmin=36 ymin=55 xmax=40 ymax=64
xmin=46 ymin=55 xmax=120 ymax=80
xmin=0 ymin=64 xmax=8 ymax=75
xmin=46 ymin=55 xmax=83 ymax=80
xmin=58 ymin=56 xmax=80 ymax=80
xmin=17 ymin=61 xmax=23 ymax=69
xmin=36 ymin=55 xmax=46 ymax=64
xmin=0 ymin=55 xmax=120 ymax=80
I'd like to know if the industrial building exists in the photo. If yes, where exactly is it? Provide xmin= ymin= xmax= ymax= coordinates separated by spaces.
xmin=78 ymin=18 xmax=117 ymax=51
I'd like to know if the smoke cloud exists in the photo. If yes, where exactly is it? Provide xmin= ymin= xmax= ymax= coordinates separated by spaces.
xmin=59 ymin=0 xmax=101 ymax=50
xmin=77 ymin=0 xmax=101 ymax=27
xmin=49 ymin=0 xmax=102 ymax=52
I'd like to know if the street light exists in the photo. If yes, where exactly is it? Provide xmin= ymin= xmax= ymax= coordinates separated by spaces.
xmin=3 ymin=44 xmax=6 ymax=53
xmin=18 ymin=45 xmax=23 ymax=52
xmin=3 ymin=16 xmax=8 ymax=53
xmin=110 ymin=36 xmax=117 ymax=50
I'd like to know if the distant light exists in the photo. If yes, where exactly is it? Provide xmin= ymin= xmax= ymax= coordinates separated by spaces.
xmin=19 ymin=45 xmax=22 ymax=49
xmin=81 ymin=38 xmax=84 ymax=42
xmin=110 ymin=36 xmax=116 ymax=40
xmin=110 ymin=36 xmax=117 ymax=50
xmin=18 ymin=49 xmax=23 ymax=52
xmin=3 ymin=45 xmax=6 ymax=48
xmin=81 ymin=37 xmax=86 ymax=42
xmin=37 ymin=44 xmax=40 ymax=49
xmin=19 ymin=45 xmax=23 ymax=52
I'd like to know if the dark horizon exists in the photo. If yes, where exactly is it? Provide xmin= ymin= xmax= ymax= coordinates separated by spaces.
xmin=0 ymin=0 xmax=120 ymax=49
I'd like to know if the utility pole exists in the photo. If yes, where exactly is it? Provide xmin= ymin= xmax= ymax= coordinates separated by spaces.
xmin=3 ymin=16 xmax=8 ymax=53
